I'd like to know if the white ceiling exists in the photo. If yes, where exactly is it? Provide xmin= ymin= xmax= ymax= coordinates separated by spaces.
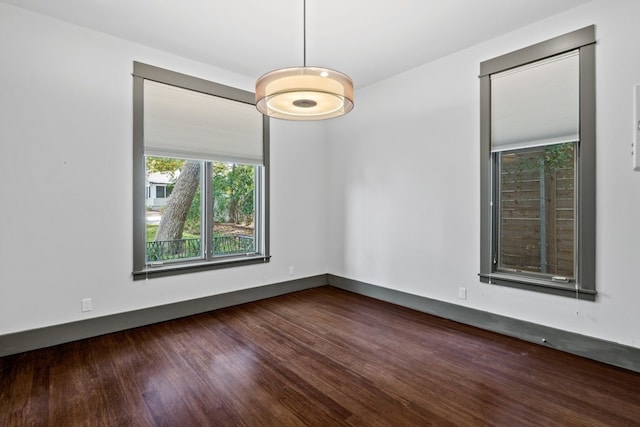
xmin=2 ymin=0 xmax=591 ymax=88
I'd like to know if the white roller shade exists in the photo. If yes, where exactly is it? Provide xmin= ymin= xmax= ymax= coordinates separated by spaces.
xmin=144 ymin=80 xmax=263 ymax=165
xmin=491 ymin=50 xmax=579 ymax=152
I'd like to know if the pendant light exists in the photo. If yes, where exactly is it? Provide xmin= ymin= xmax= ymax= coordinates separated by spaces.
xmin=255 ymin=0 xmax=354 ymax=120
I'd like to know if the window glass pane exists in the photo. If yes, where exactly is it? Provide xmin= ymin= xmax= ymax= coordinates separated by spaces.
xmin=498 ymin=142 xmax=575 ymax=277
xmin=145 ymin=157 xmax=203 ymax=263
xmin=212 ymin=162 xmax=256 ymax=256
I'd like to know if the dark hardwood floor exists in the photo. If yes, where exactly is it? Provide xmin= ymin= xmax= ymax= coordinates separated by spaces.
xmin=2 ymin=286 xmax=639 ymax=426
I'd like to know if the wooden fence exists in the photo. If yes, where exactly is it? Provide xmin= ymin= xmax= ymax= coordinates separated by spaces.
xmin=499 ymin=146 xmax=574 ymax=277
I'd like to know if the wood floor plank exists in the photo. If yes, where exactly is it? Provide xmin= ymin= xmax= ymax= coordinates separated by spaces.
xmin=1 ymin=286 xmax=639 ymax=426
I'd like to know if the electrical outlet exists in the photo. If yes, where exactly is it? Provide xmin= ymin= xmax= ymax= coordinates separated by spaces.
xmin=81 ymin=298 xmax=92 ymax=312
xmin=288 ymin=266 xmax=294 ymax=276
xmin=458 ymin=288 xmax=467 ymax=300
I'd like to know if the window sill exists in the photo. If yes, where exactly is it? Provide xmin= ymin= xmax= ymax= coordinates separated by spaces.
xmin=133 ymin=254 xmax=270 ymax=280
xmin=478 ymin=273 xmax=596 ymax=301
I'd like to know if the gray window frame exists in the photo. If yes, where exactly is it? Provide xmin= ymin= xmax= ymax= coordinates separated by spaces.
xmin=479 ymin=26 xmax=596 ymax=300
xmin=132 ymin=62 xmax=270 ymax=280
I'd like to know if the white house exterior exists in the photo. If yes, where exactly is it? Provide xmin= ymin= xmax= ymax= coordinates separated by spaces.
xmin=145 ymin=172 xmax=174 ymax=210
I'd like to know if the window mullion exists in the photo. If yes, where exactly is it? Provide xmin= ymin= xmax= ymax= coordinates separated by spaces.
xmin=538 ymin=158 xmax=547 ymax=274
xmin=492 ymin=153 xmax=500 ymax=271
xmin=204 ymin=162 xmax=214 ymax=260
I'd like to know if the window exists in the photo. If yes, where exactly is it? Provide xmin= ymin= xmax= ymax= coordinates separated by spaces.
xmin=132 ymin=63 xmax=270 ymax=280
xmin=479 ymin=26 xmax=596 ymax=299
xmin=154 ymin=185 xmax=171 ymax=199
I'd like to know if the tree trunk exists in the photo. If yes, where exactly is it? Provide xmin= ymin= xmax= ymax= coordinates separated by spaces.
xmin=155 ymin=161 xmax=200 ymax=243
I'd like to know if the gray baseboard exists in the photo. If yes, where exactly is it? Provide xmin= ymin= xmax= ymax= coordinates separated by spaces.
xmin=4 ymin=273 xmax=638 ymax=374
xmin=328 ymin=274 xmax=640 ymax=373
xmin=0 ymin=275 xmax=327 ymax=357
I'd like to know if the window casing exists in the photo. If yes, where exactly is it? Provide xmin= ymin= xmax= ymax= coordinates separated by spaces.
xmin=132 ymin=62 xmax=270 ymax=280
xmin=479 ymin=26 xmax=596 ymax=299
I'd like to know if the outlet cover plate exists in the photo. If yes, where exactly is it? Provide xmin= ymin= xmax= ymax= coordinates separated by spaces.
xmin=81 ymin=298 xmax=92 ymax=312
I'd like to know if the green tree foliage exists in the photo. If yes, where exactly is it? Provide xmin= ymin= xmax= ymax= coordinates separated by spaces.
xmin=145 ymin=157 xmax=255 ymax=246
xmin=513 ymin=142 xmax=574 ymax=175
xmin=146 ymin=157 xmax=184 ymax=178
xmin=544 ymin=142 xmax=574 ymax=171
xmin=213 ymin=163 xmax=255 ymax=226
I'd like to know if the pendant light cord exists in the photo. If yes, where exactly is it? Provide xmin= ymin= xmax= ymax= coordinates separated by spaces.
xmin=303 ymin=0 xmax=307 ymax=67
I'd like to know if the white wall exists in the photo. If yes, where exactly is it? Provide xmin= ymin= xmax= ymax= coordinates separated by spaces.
xmin=328 ymin=0 xmax=640 ymax=349
xmin=3 ymin=0 xmax=639 ymax=352
xmin=0 ymin=4 xmax=328 ymax=334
